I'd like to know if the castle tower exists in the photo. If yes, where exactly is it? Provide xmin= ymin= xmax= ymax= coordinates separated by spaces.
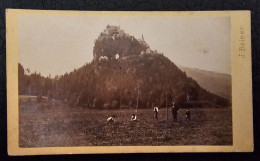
xmin=141 ymin=34 xmax=144 ymax=41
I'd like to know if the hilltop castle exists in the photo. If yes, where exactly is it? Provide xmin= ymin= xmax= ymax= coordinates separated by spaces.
xmin=97 ymin=25 xmax=148 ymax=47
xmin=94 ymin=25 xmax=150 ymax=62
xmin=98 ymin=25 xmax=128 ymax=41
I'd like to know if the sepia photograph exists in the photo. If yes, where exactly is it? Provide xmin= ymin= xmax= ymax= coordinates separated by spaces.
xmin=6 ymin=10 xmax=253 ymax=154
xmin=17 ymin=13 xmax=232 ymax=147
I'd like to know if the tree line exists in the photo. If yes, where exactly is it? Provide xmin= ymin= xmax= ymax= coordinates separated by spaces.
xmin=19 ymin=53 xmax=230 ymax=109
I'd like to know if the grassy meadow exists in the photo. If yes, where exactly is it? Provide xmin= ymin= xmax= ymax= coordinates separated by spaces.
xmin=19 ymin=98 xmax=232 ymax=147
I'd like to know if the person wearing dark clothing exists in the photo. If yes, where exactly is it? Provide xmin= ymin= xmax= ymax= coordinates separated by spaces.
xmin=171 ymin=102 xmax=178 ymax=122
xmin=185 ymin=109 xmax=191 ymax=122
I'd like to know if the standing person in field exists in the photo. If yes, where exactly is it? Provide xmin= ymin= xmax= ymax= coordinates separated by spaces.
xmin=131 ymin=113 xmax=137 ymax=122
xmin=154 ymin=105 xmax=159 ymax=121
xmin=185 ymin=108 xmax=191 ymax=122
xmin=106 ymin=115 xmax=116 ymax=123
xmin=171 ymin=102 xmax=178 ymax=122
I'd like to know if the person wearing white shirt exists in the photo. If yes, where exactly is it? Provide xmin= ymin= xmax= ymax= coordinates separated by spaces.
xmin=106 ymin=115 xmax=116 ymax=123
xmin=131 ymin=113 xmax=137 ymax=121
xmin=154 ymin=105 xmax=159 ymax=120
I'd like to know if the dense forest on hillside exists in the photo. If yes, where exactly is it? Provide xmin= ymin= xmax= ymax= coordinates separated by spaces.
xmin=18 ymin=26 xmax=230 ymax=109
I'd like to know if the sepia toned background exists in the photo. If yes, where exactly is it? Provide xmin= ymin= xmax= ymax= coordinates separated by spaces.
xmin=16 ymin=12 xmax=233 ymax=148
xmin=6 ymin=9 xmax=253 ymax=155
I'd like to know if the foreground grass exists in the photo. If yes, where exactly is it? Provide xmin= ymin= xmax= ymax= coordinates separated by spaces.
xmin=19 ymin=100 xmax=232 ymax=147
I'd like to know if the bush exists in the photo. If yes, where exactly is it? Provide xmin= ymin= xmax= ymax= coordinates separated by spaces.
xmin=111 ymin=100 xmax=119 ymax=108
xmin=175 ymin=93 xmax=187 ymax=107
xmin=103 ymin=103 xmax=110 ymax=109
xmin=93 ymin=97 xmax=104 ymax=109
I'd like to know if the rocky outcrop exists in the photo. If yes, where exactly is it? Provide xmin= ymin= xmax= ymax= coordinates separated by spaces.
xmin=93 ymin=25 xmax=149 ymax=62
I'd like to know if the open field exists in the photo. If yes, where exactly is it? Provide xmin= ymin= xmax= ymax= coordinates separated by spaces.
xmin=19 ymin=99 xmax=232 ymax=147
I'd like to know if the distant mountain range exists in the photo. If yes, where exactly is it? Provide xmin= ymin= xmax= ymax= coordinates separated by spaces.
xmin=179 ymin=66 xmax=231 ymax=100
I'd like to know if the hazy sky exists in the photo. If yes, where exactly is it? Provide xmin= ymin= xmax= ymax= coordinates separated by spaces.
xmin=18 ymin=14 xmax=231 ymax=77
